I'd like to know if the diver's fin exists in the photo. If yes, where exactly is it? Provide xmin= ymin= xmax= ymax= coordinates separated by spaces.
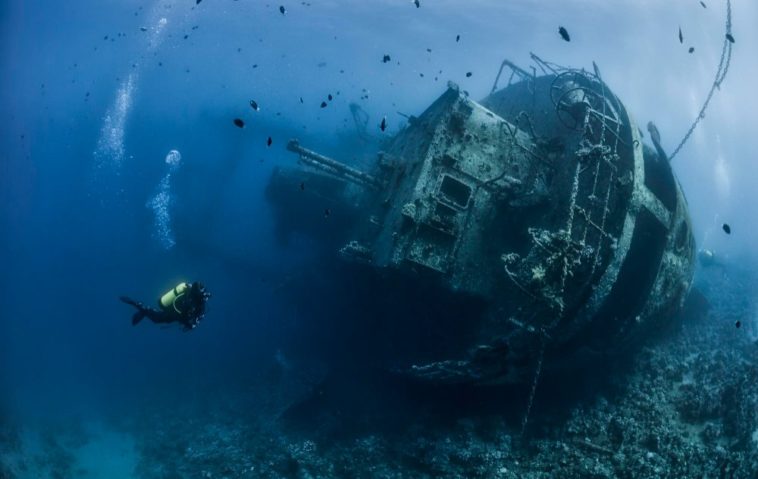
xmin=132 ymin=310 xmax=146 ymax=326
xmin=120 ymin=296 xmax=138 ymax=307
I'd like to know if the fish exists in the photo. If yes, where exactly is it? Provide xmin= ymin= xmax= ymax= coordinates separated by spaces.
xmin=300 ymin=97 xmax=304 ymax=103
xmin=558 ymin=26 xmax=570 ymax=42
xmin=413 ymin=0 xmax=420 ymax=7
xmin=678 ymin=26 xmax=683 ymax=43
xmin=456 ymin=34 xmax=460 ymax=42
xmin=233 ymin=118 xmax=245 ymax=128
xmin=279 ymin=5 xmax=286 ymax=14
xmin=722 ymin=223 xmax=731 ymax=234
xmin=320 ymin=101 xmax=327 ymax=108
xmin=267 ymin=136 xmax=273 ymax=147
xmin=380 ymin=116 xmax=387 ymax=132
xmin=700 ymin=1 xmax=706 ymax=8
xmin=735 ymin=320 xmax=741 ymax=328
xmin=300 ymin=182 xmax=305 ymax=191
xmin=196 ymin=0 xmax=202 ymax=4
xmin=688 ymin=47 xmax=695 ymax=53
xmin=250 ymin=100 xmax=260 ymax=111
xmin=328 ymin=94 xmax=333 ymax=101
xmin=140 ymin=27 xmax=147 ymax=32
xmin=382 ymin=54 xmax=391 ymax=63
xmin=324 ymin=208 xmax=331 ymax=218
xmin=726 ymin=33 xmax=735 ymax=43
xmin=466 ymin=72 xmax=472 ymax=77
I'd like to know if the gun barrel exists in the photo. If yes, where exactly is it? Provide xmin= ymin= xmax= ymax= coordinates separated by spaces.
xmin=286 ymin=139 xmax=382 ymax=189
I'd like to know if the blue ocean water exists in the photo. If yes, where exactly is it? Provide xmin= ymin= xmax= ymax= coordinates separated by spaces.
xmin=2 ymin=1 xmax=757 ymax=477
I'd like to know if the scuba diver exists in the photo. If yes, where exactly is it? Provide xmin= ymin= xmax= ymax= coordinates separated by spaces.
xmin=120 ymin=281 xmax=210 ymax=331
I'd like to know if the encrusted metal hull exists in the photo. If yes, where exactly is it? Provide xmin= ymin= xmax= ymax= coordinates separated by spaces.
xmin=268 ymin=58 xmax=695 ymax=384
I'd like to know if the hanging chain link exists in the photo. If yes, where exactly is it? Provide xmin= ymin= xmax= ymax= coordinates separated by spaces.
xmin=520 ymin=337 xmax=546 ymax=435
xmin=669 ymin=0 xmax=733 ymax=161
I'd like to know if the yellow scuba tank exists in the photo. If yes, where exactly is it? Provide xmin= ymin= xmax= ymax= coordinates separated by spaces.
xmin=159 ymin=282 xmax=189 ymax=314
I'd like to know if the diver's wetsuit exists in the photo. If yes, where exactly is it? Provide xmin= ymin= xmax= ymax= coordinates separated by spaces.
xmin=120 ymin=282 xmax=209 ymax=331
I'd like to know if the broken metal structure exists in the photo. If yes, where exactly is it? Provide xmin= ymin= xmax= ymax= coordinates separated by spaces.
xmin=267 ymin=56 xmax=696 ymax=385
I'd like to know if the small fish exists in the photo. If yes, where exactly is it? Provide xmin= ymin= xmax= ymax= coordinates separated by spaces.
xmin=426 ymin=48 xmax=432 ymax=53
xmin=328 ymin=94 xmax=333 ymax=101
xmin=300 ymin=182 xmax=305 ymax=191
xmin=726 ymin=33 xmax=735 ymax=43
xmin=735 ymin=320 xmax=741 ymax=329
xmin=456 ymin=34 xmax=460 ymax=42
xmin=300 ymin=97 xmax=304 ymax=103
xmin=196 ymin=0 xmax=202 ymax=4
xmin=320 ymin=101 xmax=327 ymax=108
xmin=558 ymin=26 xmax=570 ymax=42
xmin=700 ymin=1 xmax=706 ymax=8
xmin=382 ymin=54 xmax=391 ymax=63
xmin=678 ymin=26 xmax=683 ymax=44
xmin=324 ymin=208 xmax=331 ymax=218
xmin=413 ymin=0 xmax=420 ymax=7
xmin=465 ymin=71 xmax=472 ymax=77
xmin=267 ymin=136 xmax=273 ymax=147
xmin=183 ymin=34 xmax=188 ymax=39
xmin=688 ymin=47 xmax=695 ymax=53
xmin=279 ymin=5 xmax=286 ymax=14
xmin=140 ymin=27 xmax=147 ymax=32
xmin=722 ymin=223 xmax=731 ymax=234
xmin=380 ymin=116 xmax=387 ymax=132
xmin=233 ymin=118 xmax=245 ymax=128
xmin=250 ymin=100 xmax=260 ymax=111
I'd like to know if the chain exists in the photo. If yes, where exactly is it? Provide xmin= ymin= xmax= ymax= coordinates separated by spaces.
xmin=669 ymin=0 xmax=733 ymax=161
xmin=520 ymin=337 xmax=546 ymax=435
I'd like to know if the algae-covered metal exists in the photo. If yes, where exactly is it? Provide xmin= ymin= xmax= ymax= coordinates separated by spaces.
xmin=269 ymin=57 xmax=695 ymax=384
